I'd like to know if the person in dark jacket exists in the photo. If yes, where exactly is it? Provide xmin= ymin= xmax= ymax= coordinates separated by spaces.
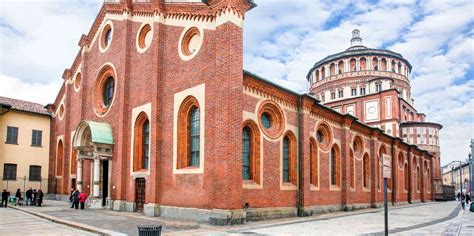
xmin=26 ymin=188 xmax=33 ymax=206
xmin=15 ymin=189 xmax=21 ymax=206
xmin=37 ymin=189 xmax=44 ymax=207
xmin=1 ymin=189 xmax=10 ymax=208
xmin=32 ymin=189 xmax=37 ymax=206
xmin=71 ymin=189 xmax=80 ymax=210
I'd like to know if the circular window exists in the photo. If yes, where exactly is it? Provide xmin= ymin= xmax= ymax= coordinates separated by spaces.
xmin=93 ymin=65 xmax=116 ymax=116
xmin=316 ymin=122 xmax=333 ymax=151
xmin=261 ymin=112 xmax=271 ymax=129
xmin=100 ymin=23 xmax=113 ymax=52
xmin=137 ymin=23 xmax=152 ymax=52
xmin=258 ymin=100 xmax=285 ymax=139
xmin=352 ymin=136 xmax=363 ymax=157
xmin=74 ymin=73 xmax=81 ymax=91
xmin=58 ymin=104 xmax=65 ymax=120
xmin=179 ymin=27 xmax=203 ymax=61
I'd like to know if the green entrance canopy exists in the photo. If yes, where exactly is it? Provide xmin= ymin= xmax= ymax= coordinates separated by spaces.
xmin=75 ymin=120 xmax=114 ymax=145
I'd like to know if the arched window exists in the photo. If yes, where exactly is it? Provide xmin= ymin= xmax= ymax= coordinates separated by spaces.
xmin=103 ymin=76 xmax=114 ymax=107
xmin=391 ymin=60 xmax=396 ymax=72
xmin=363 ymin=153 xmax=370 ymax=188
xmin=56 ymin=140 xmax=63 ymax=176
xmin=283 ymin=136 xmax=290 ymax=182
xmin=398 ymin=62 xmax=402 ymax=75
xmin=350 ymin=150 xmax=355 ymax=188
xmin=330 ymin=145 xmax=340 ymax=187
xmin=417 ymin=166 xmax=421 ymax=191
xmin=360 ymin=57 xmax=367 ymax=70
xmin=310 ymin=138 xmax=319 ymax=187
xmin=189 ymin=107 xmax=200 ymax=166
xmin=426 ymin=168 xmax=431 ymax=192
xmin=133 ymin=113 xmax=150 ymax=171
xmin=242 ymin=120 xmax=261 ymax=184
xmin=321 ymin=67 xmax=326 ymax=79
xmin=372 ymin=57 xmax=378 ymax=71
xmin=350 ymin=59 xmax=356 ymax=71
xmin=177 ymin=96 xmax=201 ymax=169
xmin=316 ymin=70 xmax=320 ymax=81
xmin=404 ymin=163 xmax=409 ymax=191
xmin=381 ymin=58 xmax=387 ymax=71
xmin=330 ymin=63 xmax=336 ymax=75
xmin=378 ymin=145 xmax=387 ymax=190
xmin=338 ymin=61 xmax=344 ymax=74
xmin=282 ymin=132 xmax=297 ymax=185
xmin=242 ymin=127 xmax=252 ymax=180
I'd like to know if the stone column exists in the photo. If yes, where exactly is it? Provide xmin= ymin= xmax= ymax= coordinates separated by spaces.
xmin=93 ymin=157 xmax=100 ymax=197
xmin=77 ymin=159 xmax=83 ymax=192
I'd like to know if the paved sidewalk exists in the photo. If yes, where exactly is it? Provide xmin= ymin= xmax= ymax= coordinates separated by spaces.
xmin=10 ymin=200 xmax=199 ymax=236
xmin=0 ymin=207 xmax=97 ymax=236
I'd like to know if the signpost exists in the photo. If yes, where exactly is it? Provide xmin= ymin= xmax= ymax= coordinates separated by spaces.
xmin=382 ymin=154 xmax=391 ymax=236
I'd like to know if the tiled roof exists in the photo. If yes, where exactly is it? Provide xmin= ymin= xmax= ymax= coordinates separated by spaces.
xmin=0 ymin=96 xmax=50 ymax=116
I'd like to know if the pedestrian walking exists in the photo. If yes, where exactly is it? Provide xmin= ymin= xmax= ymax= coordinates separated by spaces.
xmin=26 ymin=187 xmax=33 ymax=206
xmin=32 ymin=189 xmax=37 ymax=206
xmin=71 ymin=189 xmax=80 ymax=210
xmin=37 ymin=189 xmax=44 ymax=207
xmin=79 ymin=191 xmax=88 ymax=210
xmin=69 ymin=188 xmax=74 ymax=202
xmin=466 ymin=193 xmax=471 ymax=205
xmin=460 ymin=193 xmax=466 ymax=210
xmin=1 ymin=189 xmax=10 ymax=208
xmin=14 ymin=189 xmax=21 ymax=206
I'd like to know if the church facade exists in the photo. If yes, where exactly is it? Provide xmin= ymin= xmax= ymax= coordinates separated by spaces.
xmin=47 ymin=0 xmax=440 ymax=225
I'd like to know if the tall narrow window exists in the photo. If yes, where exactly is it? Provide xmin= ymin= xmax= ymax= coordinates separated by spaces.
xmin=242 ymin=127 xmax=251 ymax=180
xmin=417 ymin=166 xmax=421 ymax=191
xmin=331 ymin=147 xmax=338 ymax=186
xmin=283 ymin=136 xmax=290 ymax=182
xmin=31 ymin=130 xmax=42 ymax=146
xmin=363 ymin=154 xmax=370 ymax=188
xmin=142 ymin=120 xmax=150 ymax=169
xmin=189 ymin=107 xmax=200 ymax=167
xmin=310 ymin=138 xmax=318 ymax=187
xmin=6 ymin=126 xmax=18 ymax=144
xmin=360 ymin=87 xmax=366 ymax=95
xmin=56 ymin=140 xmax=63 ymax=176
xmin=350 ymin=150 xmax=355 ymax=188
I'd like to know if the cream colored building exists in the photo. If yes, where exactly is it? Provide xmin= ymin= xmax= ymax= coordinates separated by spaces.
xmin=442 ymin=162 xmax=470 ymax=193
xmin=0 ymin=96 xmax=50 ymax=193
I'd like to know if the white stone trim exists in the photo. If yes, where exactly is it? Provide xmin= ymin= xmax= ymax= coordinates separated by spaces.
xmin=173 ymin=83 xmax=205 ymax=174
xmin=69 ymin=131 xmax=76 ymax=175
xmin=73 ymin=68 xmax=82 ymax=92
xmin=130 ymin=103 xmax=152 ymax=176
xmin=178 ymin=26 xmax=204 ymax=61
xmin=93 ymin=62 xmax=118 ymax=118
xmin=99 ymin=20 xmax=114 ymax=53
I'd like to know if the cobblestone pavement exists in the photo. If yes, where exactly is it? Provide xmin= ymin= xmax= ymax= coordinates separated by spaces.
xmin=0 ymin=207 xmax=97 ymax=236
xmin=12 ymin=200 xmax=199 ymax=236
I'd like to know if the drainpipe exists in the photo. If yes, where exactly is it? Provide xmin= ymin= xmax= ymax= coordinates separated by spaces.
xmin=297 ymin=95 xmax=304 ymax=217
xmin=408 ymin=147 xmax=412 ymax=204
xmin=391 ymin=140 xmax=396 ymax=206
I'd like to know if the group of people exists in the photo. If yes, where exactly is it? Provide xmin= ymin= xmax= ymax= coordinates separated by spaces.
xmin=69 ymin=188 xmax=88 ymax=210
xmin=457 ymin=192 xmax=472 ymax=210
xmin=1 ymin=188 xmax=44 ymax=208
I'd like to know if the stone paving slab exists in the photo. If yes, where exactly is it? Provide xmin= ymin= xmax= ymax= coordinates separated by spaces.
xmin=0 ymin=207 xmax=97 ymax=236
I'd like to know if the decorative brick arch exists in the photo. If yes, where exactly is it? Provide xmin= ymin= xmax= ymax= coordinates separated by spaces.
xmin=177 ymin=95 xmax=200 ymax=169
xmin=378 ymin=144 xmax=388 ymax=190
xmin=349 ymin=149 xmax=355 ymax=188
xmin=133 ymin=112 xmax=150 ymax=172
xmin=242 ymin=119 xmax=261 ymax=184
xmin=93 ymin=64 xmax=117 ymax=117
xmin=352 ymin=135 xmax=364 ymax=158
xmin=315 ymin=121 xmax=333 ymax=152
xmin=257 ymin=100 xmax=285 ymax=139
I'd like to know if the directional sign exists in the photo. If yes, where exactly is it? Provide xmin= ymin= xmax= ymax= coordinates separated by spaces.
xmin=382 ymin=154 xmax=391 ymax=178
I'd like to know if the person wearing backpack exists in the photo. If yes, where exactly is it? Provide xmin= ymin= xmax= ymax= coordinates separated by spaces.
xmin=79 ymin=192 xmax=88 ymax=210
xmin=460 ymin=193 xmax=466 ymax=210
xmin=71 ymin=189 xmax=80 ymax=210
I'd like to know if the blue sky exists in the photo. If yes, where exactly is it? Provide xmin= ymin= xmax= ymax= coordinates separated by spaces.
xmin=0 ymin=0 xmax=473 ymax=165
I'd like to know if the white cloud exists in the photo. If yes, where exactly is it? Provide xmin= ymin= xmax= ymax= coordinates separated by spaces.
xmin=0 ymin=74 xmax=62 ymax=105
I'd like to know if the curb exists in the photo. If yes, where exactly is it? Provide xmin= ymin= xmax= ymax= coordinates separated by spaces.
xmin=9 ymin=205 xmax=126 ymax=236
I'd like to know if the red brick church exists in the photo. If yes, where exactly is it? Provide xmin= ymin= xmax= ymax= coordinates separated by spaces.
xmin=47 ymin=0 xmax=442 ymax=224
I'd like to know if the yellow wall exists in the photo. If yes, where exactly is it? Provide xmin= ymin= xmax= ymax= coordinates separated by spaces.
xmin=0 ymin=110 xmax=50 ymax=193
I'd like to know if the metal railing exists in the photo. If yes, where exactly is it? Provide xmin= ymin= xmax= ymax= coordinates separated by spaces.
xmin=1 ymin=178 xmax=48 ymax=194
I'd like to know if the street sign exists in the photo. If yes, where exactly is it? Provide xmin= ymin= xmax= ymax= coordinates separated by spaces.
xmin=382 ymin=154 xmax=391 ymax=178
